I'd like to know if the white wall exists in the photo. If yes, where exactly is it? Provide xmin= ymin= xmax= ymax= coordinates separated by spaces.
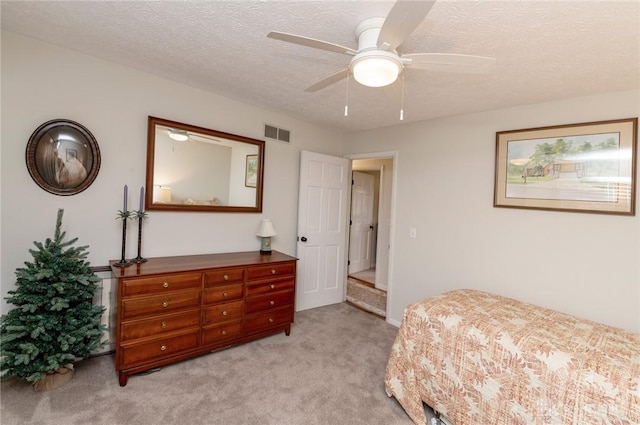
xmin=3 ymin=32 xmax=639 ymax=334
xmin=345 ymin=90 xmax=640 ymax=333
xmin=0 ymin=32 xmax=344 ymax=314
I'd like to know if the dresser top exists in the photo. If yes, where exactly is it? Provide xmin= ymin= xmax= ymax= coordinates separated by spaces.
xmin=110 ymin=250 xmax=297 ymax=278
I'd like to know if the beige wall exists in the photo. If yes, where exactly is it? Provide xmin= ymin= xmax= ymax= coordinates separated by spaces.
xmin=0 ymin=32 xmax=344 ymax=314
xmin=3 ymin=32 xmax=639 ymax=334
xmin=344 ymin=89 xmax=640 ymax=332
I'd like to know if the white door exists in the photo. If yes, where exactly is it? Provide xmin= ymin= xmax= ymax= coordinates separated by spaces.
xmin=348 ymin=171 xmax=375 ymax=274
xmin=296 ymin=150 xmax=350 ymax=311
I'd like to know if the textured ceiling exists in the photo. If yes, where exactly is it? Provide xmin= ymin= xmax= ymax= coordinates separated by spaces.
xmin=2 ymin=1 xmax=639 ymax=132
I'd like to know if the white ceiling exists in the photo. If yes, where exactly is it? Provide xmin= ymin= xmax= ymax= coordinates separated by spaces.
xmin=2 ymin=1 xmax=639 ymax=132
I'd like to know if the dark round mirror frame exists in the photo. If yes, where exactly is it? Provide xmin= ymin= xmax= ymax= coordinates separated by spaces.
xmin=25 ymin=119 xmax=101 ymax=196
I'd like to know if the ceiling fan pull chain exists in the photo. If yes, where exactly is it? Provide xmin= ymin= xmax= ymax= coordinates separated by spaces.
xmin=344 ymin=73 xmax=350 ymax=117
xmin=399 ymin=74 xmax=405 ymax=121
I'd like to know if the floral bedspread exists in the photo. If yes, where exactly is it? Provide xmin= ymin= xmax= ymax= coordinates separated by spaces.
xmin=384 ymin=289 xmax=640 ymax=425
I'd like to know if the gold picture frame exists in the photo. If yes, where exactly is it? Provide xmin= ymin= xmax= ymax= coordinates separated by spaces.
xmin=494 ymin=118 xmax=637 ymax=215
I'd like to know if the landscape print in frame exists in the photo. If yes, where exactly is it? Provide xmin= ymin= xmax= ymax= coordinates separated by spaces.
xmin=494 ymin=118 xmax=637 ymax=215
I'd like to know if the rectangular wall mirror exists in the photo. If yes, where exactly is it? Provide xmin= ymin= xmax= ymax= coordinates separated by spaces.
xmin=145 ymin=116 xmax=264 ymax=212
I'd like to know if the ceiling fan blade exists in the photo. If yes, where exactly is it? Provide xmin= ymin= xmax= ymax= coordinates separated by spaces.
xmin=403 ymin=53 xmax=496 ymax=74
xmin=188 ymin=133 xmax=224 ymax=144
xmin=268 ymin=32 xmax=357 ymax=56
xmin=305 ymin=69 xmax=350 ymax=92
xmin=377 ymin=0 xmax=435 ymax=51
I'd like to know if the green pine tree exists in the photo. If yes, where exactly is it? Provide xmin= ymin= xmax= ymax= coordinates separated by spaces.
xmin=0 ymin=209 xmax=106 ymax=383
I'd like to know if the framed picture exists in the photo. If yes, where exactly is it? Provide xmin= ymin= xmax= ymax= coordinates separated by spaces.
xmin=245 ymin=154 xmax=258 ymax=188
xmin=25 ymin=119 xmax=101 ymax=196
xmin=494 ymin=118 xmax=637 ymax=215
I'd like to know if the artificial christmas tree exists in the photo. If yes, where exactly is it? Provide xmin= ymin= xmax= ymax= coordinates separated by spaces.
xmin=0 ymin=209 xmax=106 ymax=390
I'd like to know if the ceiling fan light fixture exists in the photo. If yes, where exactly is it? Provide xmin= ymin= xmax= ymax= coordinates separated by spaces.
xmin=351 ymin=51 xmax=402 ymax=88
xmin=168 ymin=129 xmax=189 ymax=142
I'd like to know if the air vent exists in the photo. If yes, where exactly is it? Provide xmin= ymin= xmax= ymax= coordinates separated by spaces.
xmin=264 ymin=124 xmax=291 ymax=143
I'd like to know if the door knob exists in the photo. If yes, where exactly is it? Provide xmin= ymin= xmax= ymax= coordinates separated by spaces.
xmin=300 ymin=237 xmax=308 ymax=242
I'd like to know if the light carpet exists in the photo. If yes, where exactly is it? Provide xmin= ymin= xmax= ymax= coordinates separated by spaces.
xmin=0 ymin=303 xmax=438 ymax=425
xmin=347 ymin=278 xmax=387 ymax=317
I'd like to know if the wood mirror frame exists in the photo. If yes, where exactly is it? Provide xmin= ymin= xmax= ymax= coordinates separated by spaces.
xmin=145 ymin=116 xmax=264 ymax=212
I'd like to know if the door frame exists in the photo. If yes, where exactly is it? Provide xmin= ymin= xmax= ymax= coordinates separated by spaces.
xmin=345 ymin=151 xmax=398 ymax=324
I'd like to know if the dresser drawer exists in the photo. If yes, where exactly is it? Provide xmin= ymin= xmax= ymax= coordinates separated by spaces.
xmin=112 ymin=251 xmax=298 ymax=386
xmin=120 ymin=330 xmax=199 ymax=367
xmin=121 ymin=309 xmax=200 ymax=341
xmin=204 ymin=268 xmax=244 ymax=286
xmin=121 ymin=289 xmax=201 ymax=319
xmin=246 ymin=291 xmax=294 ymax=314
xmin=245 ymin=308 xmax=293 ymax=334
xmin=202 ymin=320 xmax=243 ymax=346
xmin=246 ymin=262 xmax=295 ymax=281
xmin=203 ymin=283 xmax=243 ymax=304
xmin=203 ymin=300 xmax=244 ymax=324
xmin=246 ymin=277 xmax=294 ymax=297
xmin=122 ymin=273 xmax=201 ymax=296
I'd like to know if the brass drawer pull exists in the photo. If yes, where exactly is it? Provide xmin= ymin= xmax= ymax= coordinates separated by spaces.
xmin=161 ymin=321 xmax=167 ymax=329
xmin=162 ymin=282 xmax=169 ymax=288
xmin=223 ymin=274 xmax=229 ymax=281
xmin=222 ymin=311 xmax=228 ymax=316
xmin=160 ymin=345 xmax=167 ymax=351
xmin=221 ymin=330 xmax=227 ymax=336
xmin=270 ymin=300 xmax=275 ymax=306
xmin=271 ymin=269 xmax=276 ymax=275
xmin=270 ymin=284 xmax=275 ymax=290
xmin=268 ymin=318 xmax=274 ymax=323
xmin=222 ymin=291 xmax=228 ymax=298
xmin=162 ymin=301 xmax=168 ymax=308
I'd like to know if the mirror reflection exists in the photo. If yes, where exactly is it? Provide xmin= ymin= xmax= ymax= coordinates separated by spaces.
xmin=146 ymin=117 xmax=264 ymax=212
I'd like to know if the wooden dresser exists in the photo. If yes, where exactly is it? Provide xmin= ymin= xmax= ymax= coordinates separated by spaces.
xmin=110 ymin=251 xmax=297 ymax=386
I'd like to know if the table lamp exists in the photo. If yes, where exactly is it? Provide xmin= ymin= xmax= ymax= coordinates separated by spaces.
xmin=257 ymin=219 xmax=277 ymax=254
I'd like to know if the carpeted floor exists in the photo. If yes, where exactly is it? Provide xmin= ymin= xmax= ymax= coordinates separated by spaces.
xmin=0 ymin=302 xmax=437 ymax=425
xmin=347 ymin=278 xmax=387 ymax=317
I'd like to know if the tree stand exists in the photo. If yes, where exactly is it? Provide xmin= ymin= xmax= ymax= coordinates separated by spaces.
xmin=33 ymin=364 xmax=74 ymax=392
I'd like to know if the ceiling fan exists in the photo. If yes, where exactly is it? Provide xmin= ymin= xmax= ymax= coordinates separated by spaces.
xmin=167 ymin=129 xmax=227 ymax=146
xmin=267 ymin=0 xmax=495 ymax=92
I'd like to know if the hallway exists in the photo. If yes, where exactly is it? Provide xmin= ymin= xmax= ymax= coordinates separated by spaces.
xmin=349 ymin=268 xmax=376 ymax=285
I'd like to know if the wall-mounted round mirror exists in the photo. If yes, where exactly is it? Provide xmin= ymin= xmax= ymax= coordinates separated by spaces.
xmin=25 ymin=119 xmax=101 ymax=196
xmin=146 ymin=116 xmax=265 ymax=212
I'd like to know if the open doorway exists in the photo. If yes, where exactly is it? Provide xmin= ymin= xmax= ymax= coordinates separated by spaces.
xmin=346 ymin=154 xmax=394 ymax=318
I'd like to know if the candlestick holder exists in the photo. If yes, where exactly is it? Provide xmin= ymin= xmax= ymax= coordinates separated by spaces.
xmin=131 ymin=210 xmax=148 ymax=263
xmin=114 ymin=210 xmax=132 ymax=267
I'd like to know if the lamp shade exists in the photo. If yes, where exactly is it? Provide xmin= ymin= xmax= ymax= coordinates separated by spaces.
xmin=351 ymin=51 xmax=402 ymax=88
xmin=257 ymin=219 xmax=277 ymax=237
xmin=153 ymin=186 xmax=172 ymax=203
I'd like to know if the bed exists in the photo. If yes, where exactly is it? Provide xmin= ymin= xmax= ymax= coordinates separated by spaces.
xmin=384 ymin=289 xmax=640 ymax=425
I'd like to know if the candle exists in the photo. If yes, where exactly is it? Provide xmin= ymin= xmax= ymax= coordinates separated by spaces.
xmin=123 ymin=184 xmax=128 ymax=212
xmin=139 ymin=186 xmax=144 ymax=212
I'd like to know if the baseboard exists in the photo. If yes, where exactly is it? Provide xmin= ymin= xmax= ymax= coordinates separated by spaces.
xmin=386 ymin=317 xmax=401 ymax=327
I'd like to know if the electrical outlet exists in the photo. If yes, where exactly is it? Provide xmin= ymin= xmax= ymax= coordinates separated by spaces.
xmin=409 ymin=227 xmax=417 ymax=239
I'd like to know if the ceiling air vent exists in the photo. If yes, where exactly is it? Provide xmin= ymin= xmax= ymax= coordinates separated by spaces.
xmin=264 ymin=124 xmax=290 ymax=143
